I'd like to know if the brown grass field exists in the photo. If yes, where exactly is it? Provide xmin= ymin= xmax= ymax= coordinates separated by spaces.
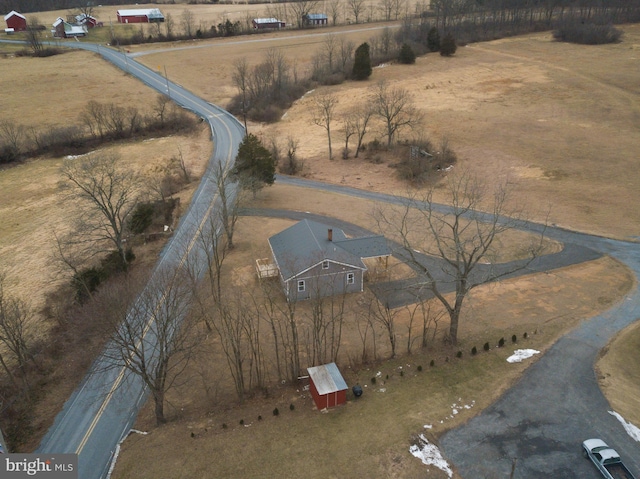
xmin=1 ymin=11 xmax=640 ymax=479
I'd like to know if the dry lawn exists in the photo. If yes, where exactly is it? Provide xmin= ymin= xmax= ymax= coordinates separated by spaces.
xmin=597 ymin=320 xmax=640 ymax=429
xmin=124 ymin=23 xmax=640 ymax=239
xmin=110 ymin=218 xmax=633 ymax=478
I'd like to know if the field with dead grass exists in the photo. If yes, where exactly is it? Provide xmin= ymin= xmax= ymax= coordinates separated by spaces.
xmin=125 ymin=23 xmax=640 ymax=239
xmin=1 ymin=12 xmax=639 ymax=478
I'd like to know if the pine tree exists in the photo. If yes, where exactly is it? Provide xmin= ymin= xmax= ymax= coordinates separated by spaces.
xmin=352 ymin=42 xmax=372 ymax=81
xmin=427 ymin=26 xmax=440 ymax=52
xmin=398 ymin=43 xmax=416 ymax=64
xmin=440 ymin=33 xmax=457 ymax=56
xmin=232 ymin=133 xmax=276 ymax=197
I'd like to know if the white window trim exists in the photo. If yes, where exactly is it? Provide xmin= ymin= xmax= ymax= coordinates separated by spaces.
xmin=297 ymin=280 xmax=306 ymax=292
xmin=346 ymin=272 xmax=355 ymax=285
xmin=322 ymin=260 xmax=330 ymax=269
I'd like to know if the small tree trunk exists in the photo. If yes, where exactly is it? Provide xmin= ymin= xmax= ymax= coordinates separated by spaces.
xmin=154 ymin=389 xmax=166 ymax=425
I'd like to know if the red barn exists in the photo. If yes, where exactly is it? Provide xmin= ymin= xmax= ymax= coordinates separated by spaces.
xmin=308 ymin=363 xmax=348 ymax=410
xmin=117 ymin=9 xmax=164 ymax=24
xmin=4 ymin=11 xmax=27 ymax=31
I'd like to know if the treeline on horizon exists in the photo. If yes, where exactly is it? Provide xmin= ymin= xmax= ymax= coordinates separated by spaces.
xmin=4 ymin=0 xmax=640 ymax=17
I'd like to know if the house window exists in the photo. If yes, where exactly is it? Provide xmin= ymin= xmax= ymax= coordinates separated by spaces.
xmin=322 ymin=260 xmax=330 ymax=269
xmin=346 ymin=273 xmax=355 ymax=285
xmin=297 ymin=280 xmax=306 ymax=292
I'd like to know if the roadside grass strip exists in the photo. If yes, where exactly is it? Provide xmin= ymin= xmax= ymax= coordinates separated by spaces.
xmin=609 ymin=411 xmax=640 ymax=442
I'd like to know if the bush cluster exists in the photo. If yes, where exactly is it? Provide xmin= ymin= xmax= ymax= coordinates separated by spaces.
xmin=553 ymin=20 xmax=622 ymax=44
xmin=0 ymin=99 xmax=197 ymax=165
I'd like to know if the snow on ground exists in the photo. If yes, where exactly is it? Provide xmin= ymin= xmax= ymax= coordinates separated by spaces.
xmin=507 ymin=349 xmax=540 ymax=363
xmin=609 ymin=411 xmax=640 ymax=442
xmin=410 ymin=434 xmax=453 ymax=478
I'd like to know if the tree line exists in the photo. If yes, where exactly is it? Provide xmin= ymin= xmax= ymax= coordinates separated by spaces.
xmin=0 ymin=95 xmax=197 ymax=165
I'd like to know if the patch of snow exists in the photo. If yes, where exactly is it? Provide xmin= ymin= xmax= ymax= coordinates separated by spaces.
xmin=424 ymin=424 xmax=432 ymax=429
xmin=376 ymin=371 xmax=382 ymax=377
xmin=129 ymin=429 xmax=148 ymax=435
xmin=378 ymin=388 xmax=386 ymax=393
xmin=507 ymin=349 xmax=540 ymax=363
xmin=409 ymin=434 xmax=453 ymax=478
xmin=609 ymin=411 xmax=640 ymax=442
xmin=452 ymin=408 xmax=458 ymax=415
xmin=375 ymin=63 xmax=389 ymax=69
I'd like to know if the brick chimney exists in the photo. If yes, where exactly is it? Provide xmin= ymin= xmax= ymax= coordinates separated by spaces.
xmin=328 ymin=229 xmax=333 ymax=241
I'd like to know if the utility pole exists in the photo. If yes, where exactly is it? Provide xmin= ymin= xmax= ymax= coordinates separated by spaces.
xmin=164 ymin=65 xmax=171 ymax=98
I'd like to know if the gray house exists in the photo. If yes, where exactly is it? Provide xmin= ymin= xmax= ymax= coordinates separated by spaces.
xmin=268 ymin=219 xmax=390 ymax=301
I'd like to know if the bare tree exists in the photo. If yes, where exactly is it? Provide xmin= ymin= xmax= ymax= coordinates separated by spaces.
xmin=0 ymin=273 xmax=34 ymax=391
xmin=372 ymin=81 xmax=422 ymax=146
xmin=232 ymin=57 xmax=250 ymax=132
xmin=313 ymin=93 xmax=339 ymax=160
xmin=211 ymin=160 xmax=241 ymax=250
xmin=366 ymin=291 xmax=399 ymax=358
xmin=376 ymin=170 xmax=546 ymax=344
xmin=350 ymin=104 xmax=375 ymax=158
xmin=182 ymin=8 xmax=195 ymax=38
xmin=347 ymin=0 xmax=367 ymax=23
xmin=100 ymin=268 xmax=198 ymax=425
xmin=323 ymin=34 xmax=338 ymax=73
xmin=288 ymin=0 xmax=319 ymax=28
xmin=153 ymin=94 xmax=172 ymax=127
xmin=0 ymin=121 xmax=24 ymax=157
xmin=342 ymin=117 xmax=356 ymax=159
xmin=328 ymin=0 xmax=342 ymax=25
xmin=164 ymin=12 xmax=174 ymax=38
xmin=60 ymin=153 xmax=143 ymax=268
xmin=26 ymin=18 xmax=43 ymax=55
xmin=336 ymin=38 xmax=355 ymax=76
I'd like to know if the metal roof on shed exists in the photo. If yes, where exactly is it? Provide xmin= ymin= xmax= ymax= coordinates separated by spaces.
xmin=117 ymin=9 xmax=164 ymax=18
xmin=308 ymin=363 xmax=348 ymax=395
xmin=4 ymin=10 xmax=26 ymax=20
xmin=253 ymin=18 xmax=283 ymax=23
xmin=307 ymin=13 xmax=328 ymax=19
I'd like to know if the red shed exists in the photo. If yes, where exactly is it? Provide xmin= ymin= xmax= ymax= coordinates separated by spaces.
xmin=4 ymin=11 xmax=27 ymax=31
xmin=308 ymin=363 xmax=348 ymax=410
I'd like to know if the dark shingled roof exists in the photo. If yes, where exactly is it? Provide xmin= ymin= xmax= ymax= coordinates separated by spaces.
xmin=269 ymin=219 xmax=390 ymax=281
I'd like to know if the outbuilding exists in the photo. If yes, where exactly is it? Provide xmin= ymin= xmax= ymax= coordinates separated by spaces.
xmin=252 ymin=18 xmax=285 ymax=29
xmin=303 ymin=13 xmax=328 ymax=26
xmin=308 ymin=362 xmax=348 ymax=410
xmin=52 ymin=17 xmax=87 ymax=38
xmin=116 ymin=9 xmax=164 ymax=24
xmin=4 ymin=10 xmax=27 ymax=31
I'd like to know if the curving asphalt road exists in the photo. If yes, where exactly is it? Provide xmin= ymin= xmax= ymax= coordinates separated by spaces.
xmin=4 ymin=35 xmax=638 ymax=479
xmin=28 ymin=42 xmax=245 ymax=479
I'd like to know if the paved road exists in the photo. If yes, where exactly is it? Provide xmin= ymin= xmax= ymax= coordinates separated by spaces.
xmin=274 ymin=175 xmax=640 ymax=479
xmin=31 ymin=43 xmax=245 ymax=479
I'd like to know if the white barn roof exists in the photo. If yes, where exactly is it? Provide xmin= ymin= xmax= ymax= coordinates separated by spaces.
xmin=4 ymin=10 xmax=26 ymax=21
xmin=308 ymin=363 xmax=348 ymax=395
xmin=117 ymin=9 xmax=163 ymax=18
xmin=253 ymin=18 xmax=283 ymax=24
